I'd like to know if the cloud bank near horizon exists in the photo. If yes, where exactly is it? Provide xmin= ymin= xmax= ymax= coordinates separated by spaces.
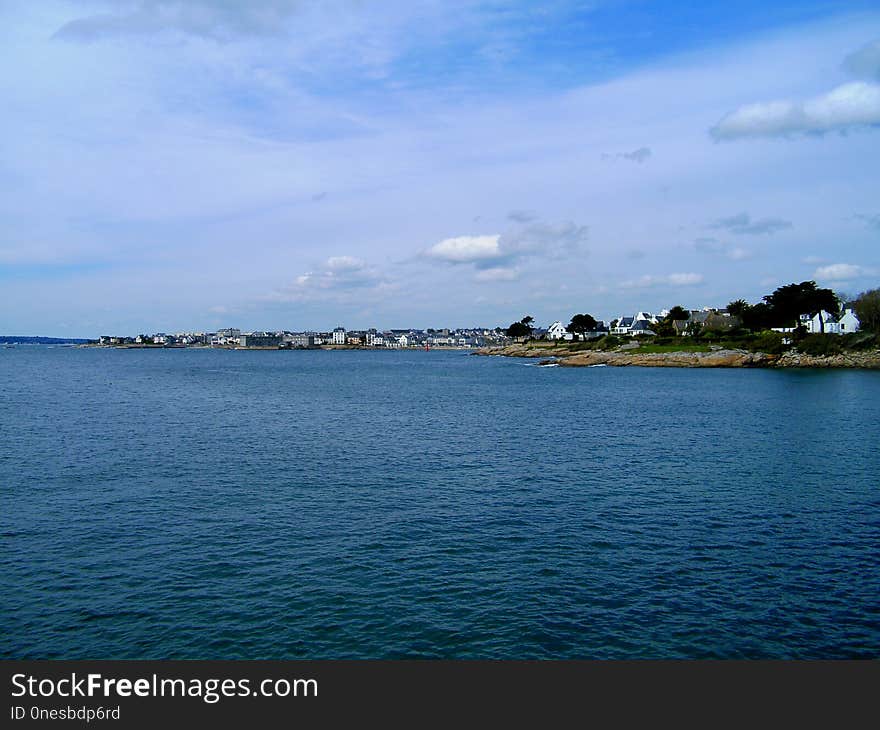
xmin=711 ymin=38 xmax=880 ymax=139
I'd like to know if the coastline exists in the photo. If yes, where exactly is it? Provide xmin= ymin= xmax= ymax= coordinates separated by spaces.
xmin=78 ymin=343 xmax=475 ymax=351
xmin=474 ymin=344 xmax=880 ymax=369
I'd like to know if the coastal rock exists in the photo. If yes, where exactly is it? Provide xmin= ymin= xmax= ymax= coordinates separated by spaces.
xmin=775 ymin=351 xmax=880 ymax=369
xmin=474 ymin=344 xmax=880 ymax=368
xmin=559 ymin=349 xmax=773 ymax=368
xmin=474 ymin=344 xmax=570 ymax=358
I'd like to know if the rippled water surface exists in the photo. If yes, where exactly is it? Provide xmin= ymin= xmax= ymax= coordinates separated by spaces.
xmin=2 ymin=347 xmax=878 ymax=658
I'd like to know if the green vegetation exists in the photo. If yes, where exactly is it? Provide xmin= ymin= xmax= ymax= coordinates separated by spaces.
xmin=853 ymin=288 xmax=880 ymax=334
xmin=566 ymin=313 xmax=597 ymax=340
xmin=523 ymin=280 xmax=878 ymax=359
xmin=745 ymin=331 xmax=786 ymax=355
xmin=733 ymin=280 xmax=839 ymax=330
xmin=554 ymin=334 xmax=622 ymax=352
xmin=631 ymin=343 xmax=712 ymax=354
xmin=505 ymin=315 xmax=534 ymax=338
xmin=796 ymin=334 xmax=843 ymax=357
xmin=841 ymin=332 xmax=879 ymax=350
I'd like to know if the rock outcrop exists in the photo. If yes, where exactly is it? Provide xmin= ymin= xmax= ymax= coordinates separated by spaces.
xmin=474 ymin=345 xmax=880 ymax=368
xmin=559 ymin=349 xmax=774 ymax=368
xmin=774 ymin=351 xmax=880 ymax=369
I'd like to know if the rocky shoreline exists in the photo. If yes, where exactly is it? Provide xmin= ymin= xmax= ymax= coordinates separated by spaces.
xmin=474 ymin=344 xmax=880 ymax=369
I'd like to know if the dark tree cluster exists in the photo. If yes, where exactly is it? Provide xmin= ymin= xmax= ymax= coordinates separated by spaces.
xmin=566 ymin=313 xmax=597 ymax=340
xmin=650 ymin=305 xmax=689 ymax=337
xmin=505 ymin=316 xmax=534 ymax=338
xmin=729 ymin=281 xmax=839 ymax=331
xmin=853 ymin=288 xmax=880 ymax=334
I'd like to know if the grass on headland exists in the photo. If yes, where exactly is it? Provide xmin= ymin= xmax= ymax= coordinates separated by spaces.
xmin=525 ymin=330 xmax=880 ymax=356
xmin=626 ymin=343 xmax=713 ymax=354
xmin=553 ymin=337 xmax=710 ymax=354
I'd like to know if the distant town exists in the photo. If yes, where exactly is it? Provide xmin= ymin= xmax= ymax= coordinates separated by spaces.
xmin=98 ymin=326 xmax=505 ymax=349
xmin=94 ymin=290 xmax=869 ymax=350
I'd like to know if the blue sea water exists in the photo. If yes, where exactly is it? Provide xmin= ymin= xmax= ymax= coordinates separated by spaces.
xmin=1 ymin=347 xmax=878 ymax=659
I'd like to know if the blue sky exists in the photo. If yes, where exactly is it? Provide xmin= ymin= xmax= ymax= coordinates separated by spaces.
xmin=1 ymin=1 xmax=879 ymax=336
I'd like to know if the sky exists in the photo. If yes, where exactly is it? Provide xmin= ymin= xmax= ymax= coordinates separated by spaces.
xmin=1 ymin=0 xmax=879 ymax=336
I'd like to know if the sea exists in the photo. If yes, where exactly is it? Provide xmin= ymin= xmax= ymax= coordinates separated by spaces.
xmin=1 ymin=346 xmax=878 ymax=659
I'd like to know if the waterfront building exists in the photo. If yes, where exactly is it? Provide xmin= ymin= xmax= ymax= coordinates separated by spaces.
xmin=612 ymin=316 xmax=634 ymax=335
xmin=289 ymin=334 xmax=316 ymax=348
xmin=838 ymin=309 xmax=861 ymax=333
xmin=546 ymin=322 xmax=569 ymax=340
xmin=239 ymin=332 xmax=282 ymax=347
xmin=629 ymin=320 xmax=656 ymax=337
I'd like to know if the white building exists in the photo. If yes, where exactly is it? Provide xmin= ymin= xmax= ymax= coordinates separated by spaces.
xmin=799 ymin=309 xmax=860 ymax=335
xmin=800 ymin=311 xmax=836 ymax=334
xmin=838 ymin=308 xmax=861 ymax=334
xmin=612 ymin=316 xmax=634 ymax=335
xmin=547 ymin=321 xmax=569 ymax=340
xmin=629 ymin=320 xmax=656 ymax=337
xmin=612 ymin=312 xmax=655 ymax=336
xmin=332 ymin=327 xmax=347 ymax=345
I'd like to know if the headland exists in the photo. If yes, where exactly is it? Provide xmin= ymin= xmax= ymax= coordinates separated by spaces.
xmin=474 ymin=342 xmax=880 ymax=368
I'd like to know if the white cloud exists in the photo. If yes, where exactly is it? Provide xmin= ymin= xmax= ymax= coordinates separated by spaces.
xmin=711 ymin=81 xmax=880 ymax=140
xmin=474 ymin=267 xmax=518 ymax=282
xmin=620 ymin=273 xmax=704 ymax=289
xmin=727 ymin=247 xmax=751 ymax=261
xmin=425 ymin=221 xmax=588 ymax=268
xmin=694 ymin=237 xmax=752 ymax=260
xmin=667 ymin=272 xmax=704 ymax=286
xmin=501 ymin=221 xmax=588 ymax=259
xmin=275 ymin=255 xmax=390 ymax=302
xmin=813 ymin=263 xmax=873 ymax=280
xmin=326 ymin=255 xmax=367 ymax=272
xmin=425 ymin=235 xmax=502 ymax=264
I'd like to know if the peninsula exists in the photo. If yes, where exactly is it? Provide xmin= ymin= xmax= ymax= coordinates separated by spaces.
xmin=473 ymin=281 xmax=880 ymax=368
xmin=474 ymin=341 xmax=880 ymax=369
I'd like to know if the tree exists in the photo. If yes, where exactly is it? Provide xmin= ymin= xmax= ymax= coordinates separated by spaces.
xmin=727 ymin=299 xmax=750 ymax=319
xmin=667 ymin=305 xmax=689 ymax=321
xmin=652 ymin=318 xmax=675 ymax=337
xmin=853 ymin=288 xmax=880 ymax=334
xmin=762 ymin=281 xmax=839 ymax=328
xmin=742 ymin=301 xmax=773 ymax=331
xmin=505 ymin=316 xmax=535 ymax=338
xmin=566 ymin=313 xmax=597 ymax=340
